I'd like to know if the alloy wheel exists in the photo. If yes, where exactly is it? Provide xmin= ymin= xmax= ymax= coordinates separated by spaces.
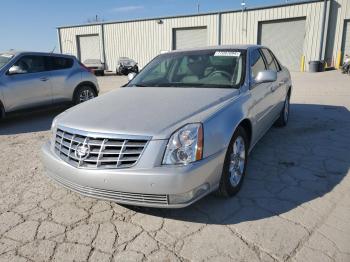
xmin=229 ymin=136 xmax=246 ymax=187
xmin=79 ymin=89 xmax=95 ymax=103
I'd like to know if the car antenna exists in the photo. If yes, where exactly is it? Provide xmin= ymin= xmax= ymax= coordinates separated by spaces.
xmin=49 ymin=46 xmax=56 ymax=55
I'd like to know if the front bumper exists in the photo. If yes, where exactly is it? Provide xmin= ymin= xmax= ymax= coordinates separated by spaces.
xmin=41 ymin=142 xmax=225 ymax=208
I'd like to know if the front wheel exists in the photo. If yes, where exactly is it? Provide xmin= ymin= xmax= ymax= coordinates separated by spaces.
xmin=216 ymin=126 xmax=248 ymax=197
xmin=73 ymin=86 xmax=97 ymax=105
xmin=0 ymin=104 xmax=5 ymax=121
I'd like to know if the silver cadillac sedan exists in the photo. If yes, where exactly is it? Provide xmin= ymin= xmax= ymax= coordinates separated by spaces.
xmin=41 ymin=45 xmax=291 ymax=208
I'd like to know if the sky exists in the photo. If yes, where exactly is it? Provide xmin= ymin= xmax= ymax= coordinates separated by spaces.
xmin=0 ymin=0 xmax=308 ymax=52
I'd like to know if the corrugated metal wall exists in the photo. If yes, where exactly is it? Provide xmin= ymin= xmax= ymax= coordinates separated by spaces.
xmin=257 ymin=18 xmax=306 ymax=71
xmin=326 ymin=0 xmax=350 ymax=65
xmin=59 ymin=25 xmax=103 ymax=61
xmin=58 ymin=0 xmax=349 ymax=72
xmin=103 ymin=14 xmax=218 ymax=70
xmin=221 ymin=1 xmax=324 ymax=71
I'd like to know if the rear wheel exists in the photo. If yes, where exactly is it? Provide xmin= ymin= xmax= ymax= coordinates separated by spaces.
xmin=275 ymin=92 xmax=290 ymax=127
xmin=73 ymin=86 xmax=97 ymax=105
xmin=216 ymin=126 xmax=248 ymax=197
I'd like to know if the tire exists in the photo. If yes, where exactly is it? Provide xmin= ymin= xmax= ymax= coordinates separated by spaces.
xmin=73 ymin=85 xmax=97 ymax=105
xmin=0 ymin=103 xmax=4 ymax=120
xmin=275 ymin=92 xmax=290 ymax=127
xmin=216 ymin=126 xmax=248 ymax=197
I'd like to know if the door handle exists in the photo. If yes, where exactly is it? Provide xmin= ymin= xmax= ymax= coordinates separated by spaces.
xmin=40 ymin=77 xmax=49 ymax=82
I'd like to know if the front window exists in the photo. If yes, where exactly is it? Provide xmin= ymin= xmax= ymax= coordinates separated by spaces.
xmin=250 ymin=49 xmax=266 ymax=79
xmin=13 ymin=55 xmax=46 ymax=74
xmin=128 ymin=49 xmax=246 ymax=89
xmin=0 ymin=54 xmax=14 ymax=69
xmin=261 ymin=48 xmax=278 ymax=72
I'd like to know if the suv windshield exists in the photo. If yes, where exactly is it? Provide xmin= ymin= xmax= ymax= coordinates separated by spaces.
xmin=128 ymin=49 xmax=245 ymax=89
xmin=0 ymin=54 xmax=14 ymax=69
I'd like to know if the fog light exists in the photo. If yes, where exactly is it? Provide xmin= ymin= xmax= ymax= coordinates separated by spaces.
xmin=168 ymin=183 xmax=210 ymax=204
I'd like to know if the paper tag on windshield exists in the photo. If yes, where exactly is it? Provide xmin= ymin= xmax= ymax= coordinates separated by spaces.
xmin=214 ymin=51 xmax=241 ymax=57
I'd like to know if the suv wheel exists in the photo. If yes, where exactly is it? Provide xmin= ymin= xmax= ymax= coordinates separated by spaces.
xmin=216 ymin=126 xmax=248 ymax=197
xmin=0 ymin=103 xmax=4 ymax=120
xmin=74 ymin=86 xmax=97 ymax=105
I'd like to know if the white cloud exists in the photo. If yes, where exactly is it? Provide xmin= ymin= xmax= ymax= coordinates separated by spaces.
xmin=111 ymin=5 xmax=144 ymax=12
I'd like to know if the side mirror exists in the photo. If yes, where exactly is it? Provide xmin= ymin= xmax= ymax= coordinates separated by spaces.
xmin=8 ymin=65 xmax=26 ymax=75
xmin=128 ymin=72 xmax=136 ymax=81
xmin=254 ymin=70 xmax=277 ymax=84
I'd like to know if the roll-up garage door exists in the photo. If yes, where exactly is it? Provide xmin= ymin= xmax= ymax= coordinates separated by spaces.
xmin=78 ymin=35 xmax=101 ymax=63
xmin=258 ymin=18 xmax=306 ymax=71
xmin=342 ymin=20 xmax=350 ymax=63
xmin=173 ymin=27 xmax=207 ymax=50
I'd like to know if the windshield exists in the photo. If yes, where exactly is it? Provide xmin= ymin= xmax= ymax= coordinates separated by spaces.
xmin=128 ymin=49 xmax=245 ymax=88
xmin=119 ymin=58 xmax=135 ymax=65
xmin=0 ymin=54 xmax=14 ymax=69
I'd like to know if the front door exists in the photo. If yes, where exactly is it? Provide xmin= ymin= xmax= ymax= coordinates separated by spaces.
xmin=3 ymin=55 xmax=52 ymax=112
xmin=248 ymin=48 xmax=275 ymax=146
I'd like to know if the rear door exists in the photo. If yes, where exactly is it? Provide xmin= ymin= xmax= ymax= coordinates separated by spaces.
xmin=2 ymin=55 xmax=52 ymax=111
xmin=249 ymin=48 xmax=276 ymax=144
xmin=46 ymin=56 xmax=77 ymax=103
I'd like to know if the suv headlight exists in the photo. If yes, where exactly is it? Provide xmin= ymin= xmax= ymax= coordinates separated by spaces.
xmin=162 ymin=123 xmax=203 ymax=165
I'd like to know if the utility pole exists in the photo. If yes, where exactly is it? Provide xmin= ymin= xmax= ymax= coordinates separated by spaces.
xmin=197 ymin=0 xmax=200 ymax=13
xmin=241 ymin=1 xmax=246 ymax=28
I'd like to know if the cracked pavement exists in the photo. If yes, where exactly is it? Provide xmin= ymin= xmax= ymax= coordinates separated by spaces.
xmin=0 ymin=71 xmax=349 ymax=262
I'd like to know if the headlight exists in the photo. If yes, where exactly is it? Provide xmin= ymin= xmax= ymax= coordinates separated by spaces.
xmin=162 ymin=123 xmax=203 ymax=165
xmin=50 ymin=117 xmax=58 ymax=150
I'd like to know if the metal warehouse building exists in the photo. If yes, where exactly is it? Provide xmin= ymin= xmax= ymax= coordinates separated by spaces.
xmin=57 ymin=0 xmax=350 ymax=72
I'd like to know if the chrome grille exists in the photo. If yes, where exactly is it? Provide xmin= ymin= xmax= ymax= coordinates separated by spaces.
xmin=54 ymin=128 xmax=148 ymax=169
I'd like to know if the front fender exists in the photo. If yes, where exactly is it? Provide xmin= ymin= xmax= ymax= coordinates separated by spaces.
xmin=203 ymin=92 xmax=250 ymax=158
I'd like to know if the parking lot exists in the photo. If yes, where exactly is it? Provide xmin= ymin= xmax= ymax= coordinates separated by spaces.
xmin=0 ymin=71 xmax=349 ymax=262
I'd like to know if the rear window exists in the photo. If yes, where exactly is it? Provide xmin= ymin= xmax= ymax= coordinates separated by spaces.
xmin=48 ymin=56 xmax=74 ymax=70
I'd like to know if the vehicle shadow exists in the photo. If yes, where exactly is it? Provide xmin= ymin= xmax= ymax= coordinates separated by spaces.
xmin=0 ymin=106 xmax=68 ymax=135
xmin=129 ymin=103 xmax=350 ymax=225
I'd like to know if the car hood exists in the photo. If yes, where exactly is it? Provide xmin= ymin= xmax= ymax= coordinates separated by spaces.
xmin=57 ymin=87 xmax=239 ymax=139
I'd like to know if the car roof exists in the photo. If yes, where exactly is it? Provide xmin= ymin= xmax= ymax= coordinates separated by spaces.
xmin=167 ymin=44 xmax=263 ymax=54
xmin=0 ymin=50 xmax=76 ymax=59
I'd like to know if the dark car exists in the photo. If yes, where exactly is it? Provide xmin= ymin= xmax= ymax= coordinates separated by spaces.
xmin=116 ymin=57 xmax=138 ymax=75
